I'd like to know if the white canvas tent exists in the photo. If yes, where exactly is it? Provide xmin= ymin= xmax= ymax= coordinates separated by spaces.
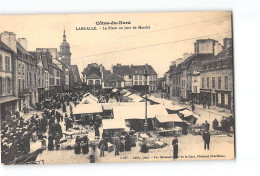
xmin=128 ymin=94 xmax=144 ymax=103
xmin=73 ymin=104 xmax=103 ymax=114
xmin=179 ymin=109 xmax=193 ymax=117
xmin=102 ymin=119 xmax=127 ymax=129
xmin=81 ymin=93 xmax=99 ymax=104
xmin=156 ymin=114 xmax=183 ymax=123
xmin=113 ymin=104 xmax=168 ymax=120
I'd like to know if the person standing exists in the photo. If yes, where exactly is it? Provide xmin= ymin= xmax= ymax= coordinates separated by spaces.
xmin=172 ymin=136 xmax=178 ymax=159
xmin=202 ymin=131 xmax=210 ymax=150
xmin=114 ymin=132 xmax=120 ymax=156
xmin=98 ymin=137 xmax=108 ymax=157
xmin=204 ymin=120 xmax=210 ymax=132
xmin=212 ymin=118 xmax=219 ymax=130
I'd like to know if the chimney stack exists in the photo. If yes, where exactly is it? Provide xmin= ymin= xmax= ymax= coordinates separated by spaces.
xmin=0 ymin=31 xmax=17 ymax=53
xmin=176 ymin=58 xmax=183 ymax=66
xmin=17 ymin=38 xmax=28 ymax=50
xmin=171 ymin=61 xmax=176 ymax=66
xmin=223 ymin=38 xmax=232 ymax=49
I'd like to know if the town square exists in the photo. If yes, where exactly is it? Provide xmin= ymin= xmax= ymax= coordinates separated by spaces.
xmin=0 ymin=12 xmax=235 ymax=165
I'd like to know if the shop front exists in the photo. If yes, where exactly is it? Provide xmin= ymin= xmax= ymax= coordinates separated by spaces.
xmin=0 ymin=96 xmax=19 ymax=122
xmin=200 ymin=89 xmax=212 ymax=106
xmin=216 ymin=90 xmax=231 ymax=110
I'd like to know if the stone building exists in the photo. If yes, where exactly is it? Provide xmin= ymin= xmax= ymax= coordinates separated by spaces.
xmin=200 ymin=45 xmax=233 ymax=112
xmin=131 ymin=64 xmax=157 ymax=92
xmin=112 ymin=64 xmax=133 ymax=89
xmin=82 ymin=63 xmax=104 ymax=90
xmin=0 ymin=38 xmax=18 ymax=122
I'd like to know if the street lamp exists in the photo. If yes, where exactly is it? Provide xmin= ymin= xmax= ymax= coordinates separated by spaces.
xmin=143 ymin=70 xmax=149 ymax=133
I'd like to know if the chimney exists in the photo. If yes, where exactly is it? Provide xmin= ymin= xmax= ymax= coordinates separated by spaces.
xmin=17 ymin=38 xmax=28 ymax=50
xmin=0 ymin=31 xmax=17 ymax=53
xmin=176 ymin=58 xmax=183 ymax=66
xmin=223 ymin=38 xmax=232 ymax=49
xmin=116 ymin=63 xmax=121 ymax=67
xmin=171 ymin=61 xmax=176 ymax=66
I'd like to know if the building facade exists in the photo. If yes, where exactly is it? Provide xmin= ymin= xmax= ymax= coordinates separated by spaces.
xmin=0 ymin=38 xmax=18 ymax=122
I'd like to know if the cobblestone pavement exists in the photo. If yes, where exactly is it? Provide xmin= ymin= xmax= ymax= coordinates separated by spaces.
xmin=36 ymin=133 xmax=234 ymax=164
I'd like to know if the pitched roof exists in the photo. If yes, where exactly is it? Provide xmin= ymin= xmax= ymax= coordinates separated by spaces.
xmin=113 ymin=65 xmax=133 ymax=75
xmin=0 ymin=41 xmax=13 ymax=53
xmin=82 ymin=65 xmax=102 ymax=77
xmin=131 ymin=64 xmax=157 ymax=75
xmin=71 ymin=65 xmax=82 ymax=83
xmin=16 ymin=42 xmax=34 ymax=57
xmin=103 ymin=73 xmax=124 ymax=82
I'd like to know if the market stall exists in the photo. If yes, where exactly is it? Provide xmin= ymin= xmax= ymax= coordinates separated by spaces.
xmin=154 ymin=114 xmax=183 ymax=136
xmin=113 ymin=104 xmax=168 ymax=131
xmin=163 ymin=104 xmax=186 ymax=114
xmin=179 ymin=109 xmax=197 ymax=124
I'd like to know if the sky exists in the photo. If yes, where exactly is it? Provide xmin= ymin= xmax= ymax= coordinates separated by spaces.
xmin=0 ymin=11 xmax=232 ymax=77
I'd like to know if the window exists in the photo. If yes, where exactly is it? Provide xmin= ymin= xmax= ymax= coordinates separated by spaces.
xmin=193 ymin=86 xmax=197 ymax=93
xmin=5 ymin=56 xmax=10 ymax=71
xmin=0 ymin=77 xmax=2 ymax=94
xmin=88 ymin=80 xmax=93 ymax=85
xmin=56 ymin=70 xmax=60 ymax=77
xmin=7 ymin=78 xmax=11 ymax=94
xmin=34 ymin=74 xmax=37 ymax=85
xmin=0 ymin=54 xmax=2 ymax=70
xmin=95 ymin=80 xmax=100 ymax=85
xmin=110 ymin=81 xmax=116 ymax=87
xmin=56 ymin=79 xmax=60 ymax=86
xmin=202 ymin=78 xmax=205 ymax=88
xmin=139 ymin=75 xmax=142 ymax=80
xmin=212 ymin=77 xmax=215 ymax=89
xmin=134 ymin=75 xmax=138 ymax=80
xmin=135 ymin=81 xmax=138 ymax=85
xmin=139 ymin=80 xmax=142 ymax=85
xmin=104 ymin=81 xmax=109 ymax=87
xmin=128 ymin=75 xmax=132 ymax=79
xmin=2 ymin=78 xmax=6 ymax=94
xmin=218 ymin=77 xmax=221 ymax=89
xmin=224 ymin=94 xmax=229 ymax=105
xmin=207 ymin=77 xmax=209 ymax=88
xmin=225 ymin=76 xmax=228 ymax=89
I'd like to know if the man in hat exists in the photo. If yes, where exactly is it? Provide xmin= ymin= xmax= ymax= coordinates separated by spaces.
xmin=172 ymin=136 xmax=178 ymax=159
xmin=202 ymin=131 xmax=210 ymax=150
xmin=114 ymin=132 xmax=120 ymax=156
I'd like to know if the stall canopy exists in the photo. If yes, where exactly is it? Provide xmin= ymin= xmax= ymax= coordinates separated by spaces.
xmin=102 ymin=119 xmax=126 ymax=129
xmin=156 ymin=114 xmax=183 ymax=123
xmin=73 ymin=104 xmax=103 ymax=114
xmin=101 ymin=102 xmax=147 ymax=111
xmin=179 ymin=109 xmax=193 ymax=117
xmin=128 ymin=94 xmax=144 ymax=103
xmin=81 ymin=93 xmax=99 ymax=104
xmin=164 ymin=104 xmax=186 ymax=111
xmin=123 ymin=91 xmax=132 ymax=97
xmin=113 ymin=104 xmax=168 ymax=120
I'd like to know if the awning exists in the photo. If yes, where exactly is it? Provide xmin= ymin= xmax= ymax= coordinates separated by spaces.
xmin=102 ymin=119 xmax=126 ymax=129
xmin=80 ymin=96 xmax=98 ymax=104
xmin=0 ymin=96 xmax=19 ymax=104
xmin=123 ymin=91 xmax=132 ymax=97
xmin=128 ymin=94 xmax=144 ymax=103
xmin=179 ymin=109 xmax=193 ymax=117
xmin=156 ymin=114 xmax=183 ymax=123
xmin=113 ymin=104 xmax=168 ymax=120
xmin=73 ymin=104 xmax=103 ymax=114
xmin=164 ymin=104 xmax=186 ymax=111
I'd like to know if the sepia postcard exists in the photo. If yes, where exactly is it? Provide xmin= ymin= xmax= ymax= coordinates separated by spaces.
xmin=0 ymin=11 xmax=235 ymax=165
